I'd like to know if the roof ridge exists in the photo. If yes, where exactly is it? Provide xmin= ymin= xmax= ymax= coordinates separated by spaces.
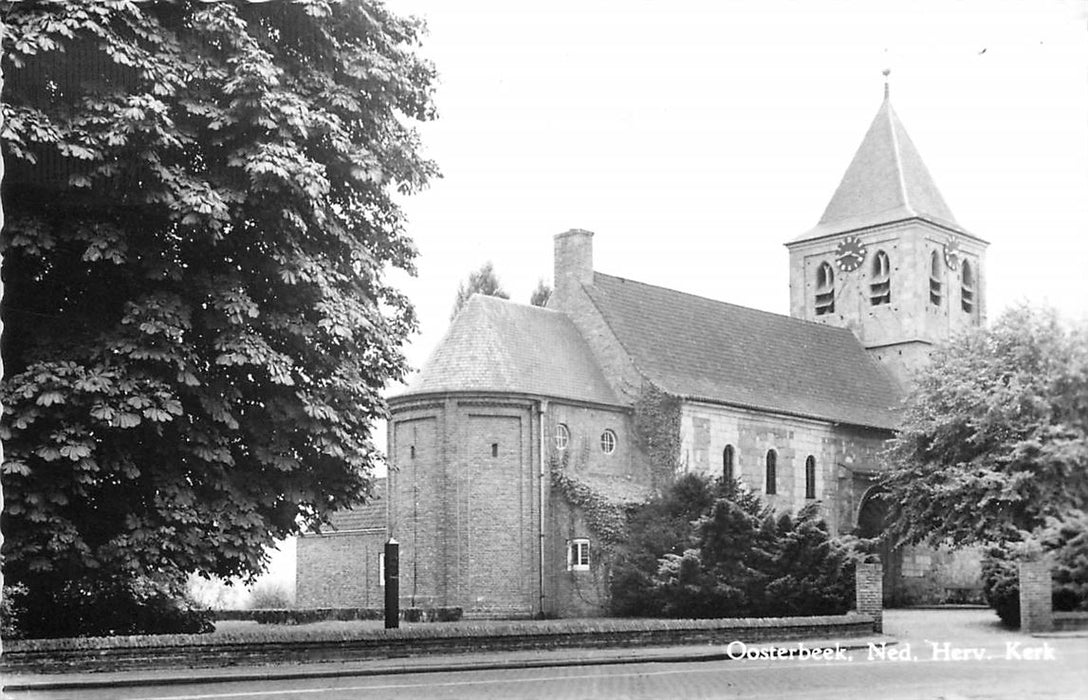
xmin=467 ymin=293 xmax=564 ymax=315
xmin=592 ymin=271 xmax=862 ymax=337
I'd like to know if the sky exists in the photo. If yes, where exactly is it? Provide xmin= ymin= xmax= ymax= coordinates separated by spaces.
xmin=265 ymin=0 xmax=1088 ymax=588
xmin=383 ymin=0 xmax=1088 ymax=379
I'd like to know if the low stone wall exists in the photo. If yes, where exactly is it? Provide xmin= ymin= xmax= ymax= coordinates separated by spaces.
xmin=1 ymin=614 xmax=875 ymax=675
xmin=1053 ymin=612 xmax=1088 ymax=632
xmin=214 ymin=606 xmax=463 ymax=624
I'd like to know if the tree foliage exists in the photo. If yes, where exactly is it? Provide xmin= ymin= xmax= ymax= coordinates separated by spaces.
xmin=450 ymin=260 xmax=507 ymax=319
xmin=0 ymin=0 xmax=437 ymax=636
xmin=884 ymin=306 xmax=1088 ymax=548
xmin=529 ymin=278 xmax=551 ymax=307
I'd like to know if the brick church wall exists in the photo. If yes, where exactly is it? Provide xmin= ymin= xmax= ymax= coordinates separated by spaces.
xmin=546 ymin=497 xmax=609 ymax=618
xmin=680 ymin=402 xmax=889 ymax=535
xmin=383 ymin=394 xmax=633 ymax=618
xmin=387 ymin=395 xmax=541 ymax=616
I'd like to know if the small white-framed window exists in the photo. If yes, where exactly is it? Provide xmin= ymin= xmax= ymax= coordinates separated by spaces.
xmin=378 ymin=552 xmax=385 ymax=587
xmin=600 ymin=429 xmax=617 ymax=455
xmin=555 ymin=423 xmax=570 ymax=451
xmin=567 ymin=538 xmax=590 ymax=571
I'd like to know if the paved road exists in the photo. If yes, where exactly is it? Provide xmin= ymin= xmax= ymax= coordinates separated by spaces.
xmin=9 ymin=609 xmax=1088 ymax=699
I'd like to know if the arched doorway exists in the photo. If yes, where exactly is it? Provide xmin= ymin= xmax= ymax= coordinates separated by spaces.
xmin=856 ymin=486 xmax=902 ymax=604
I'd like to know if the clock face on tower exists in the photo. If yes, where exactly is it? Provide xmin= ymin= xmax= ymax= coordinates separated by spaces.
xmin=835 ymin=235 xmax=867 ymax=272
xmin=943 ymin=238 xmax=962 ymax=270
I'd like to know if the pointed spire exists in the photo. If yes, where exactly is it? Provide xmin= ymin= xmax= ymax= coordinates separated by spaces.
xmin=795 ymin=80 xmax=965 ymax=241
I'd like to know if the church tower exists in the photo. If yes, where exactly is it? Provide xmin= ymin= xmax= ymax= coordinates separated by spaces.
xmin=786 ymin=77 xmax=989 ymax=389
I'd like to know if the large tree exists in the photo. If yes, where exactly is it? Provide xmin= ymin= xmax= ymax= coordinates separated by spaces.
xmin=0 ymin=0 xmax=436 ymax=635
xmin=884 ymin=306 xmax=1088 ymax=548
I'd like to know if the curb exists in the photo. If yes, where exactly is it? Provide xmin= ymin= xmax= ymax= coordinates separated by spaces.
xmin=2 ymin=636 xmax=896 ymax=692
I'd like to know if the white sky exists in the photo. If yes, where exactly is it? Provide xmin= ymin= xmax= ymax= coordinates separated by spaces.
xmin=384 ymin=0 xmax=1088 ymax=378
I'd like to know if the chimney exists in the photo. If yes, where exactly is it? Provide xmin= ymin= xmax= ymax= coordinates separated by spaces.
xmin=553 ymin=228 xmax=594 ymax=309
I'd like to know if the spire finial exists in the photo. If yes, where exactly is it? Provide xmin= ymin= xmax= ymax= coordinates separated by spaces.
xmin=882 ymin=68 xmax=891 ymax=99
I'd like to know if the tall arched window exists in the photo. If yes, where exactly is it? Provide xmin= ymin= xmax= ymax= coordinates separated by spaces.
xmin=723 ymin=445 xmax=735 ymax=483
xmin=962 ymin=261 xmax=976 ymax=314
xmin=870 ymin=250 xmax=891 ymax=305
xmin=805 ymin=455 xmax=816 ymax=499
xmin=765 ymin=449 xmax=777 ymax=495
xmin=815 ymin=262 xmax=835 ymax=316
xmin=929 ymin=250 xmax=943 ymax=306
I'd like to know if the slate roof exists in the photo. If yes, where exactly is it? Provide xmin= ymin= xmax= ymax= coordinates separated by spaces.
xmin=582 ymin=273 xmax=902 ymax=430
xmin=398 ymin=294 xmax=619 ymax=406
xmin=796 ymin=90 xmax=974 ymax=243
xmin=327 ymin=478 xmax=386 ymax=533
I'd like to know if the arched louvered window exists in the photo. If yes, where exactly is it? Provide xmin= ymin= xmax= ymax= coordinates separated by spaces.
xmin=805 ymin=455 xmax=817 ymax=499
xmin=723 ymin=445 xmax=735 ymax=483
xmin=870 ymin=250 xmax=891 ymax=305
xmin=962 ymin=261 xmax=976 ymax=314
xmin=765 ymin=449 xmax=777 ymax=495
xmin=929 ymin=250 xmax=943 ymax=306
xmin=815 ymin=262 xmax=835 ymax=316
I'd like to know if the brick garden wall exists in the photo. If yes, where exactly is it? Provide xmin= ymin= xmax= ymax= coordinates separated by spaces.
xmin=295 ymin=531 xmax=386 ymax=608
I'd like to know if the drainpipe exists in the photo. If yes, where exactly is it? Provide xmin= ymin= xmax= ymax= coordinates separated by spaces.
xmin=538 ymin=400 xmax=548 ymax=617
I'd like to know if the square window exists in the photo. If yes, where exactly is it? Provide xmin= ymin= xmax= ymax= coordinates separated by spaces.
xmin=567 ymin=538 xmax=590 ymax=571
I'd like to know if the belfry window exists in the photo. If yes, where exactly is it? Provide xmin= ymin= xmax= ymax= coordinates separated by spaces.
xmin=962 ymin=261 xmax=976 ymax=314
xmin=765 ymin=449 xmax=777 ymax=495
xmin=929 ymin=251 xmax=942 ymax=306
xmin=870 ymin=250 xmax=891 ymax=305
xmin=815 ymin=262 xmax=835 ymax=316
xmin=723 ymin=445 xmax=735 ymax=482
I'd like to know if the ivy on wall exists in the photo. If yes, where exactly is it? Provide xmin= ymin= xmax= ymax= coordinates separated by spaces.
xmin=548 ymin=453 xmax=629 ymax=547
xmin=631 ymin=382 xmax=682 ymax=490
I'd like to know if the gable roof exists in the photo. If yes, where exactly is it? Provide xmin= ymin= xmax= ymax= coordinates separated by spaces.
xmin=582 ymin=273 xmax=902 ymax=430
xmin=327 ymin=478 xmax=386 ymax=533
xmin=797 ymin=91 xmax=971 ymax=243
xmin=398 ymin=294 xmax=619 ymax=406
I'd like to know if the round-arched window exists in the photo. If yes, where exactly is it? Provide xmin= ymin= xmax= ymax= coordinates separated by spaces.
xmin=555 ymin=423 xmax=570 ymax=451
xmin=600 ymin=429 xmax=617 ymax=455
xmin=765 ymin=449 xmax=777 ymax=495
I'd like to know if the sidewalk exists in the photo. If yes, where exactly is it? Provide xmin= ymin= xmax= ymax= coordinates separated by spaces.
xmin=2 ymin=634 xmax=895 ymax=693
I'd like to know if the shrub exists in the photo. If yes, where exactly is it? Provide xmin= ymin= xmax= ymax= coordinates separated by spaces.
xmin=981 ymin=513 xmax=1088 ymax=628
xmin=611 ymin=476 xmax=860 ymax=619
xmin=247 ymin=581 xmax=293 ymax=610
xmin=11 ymin=574 xmax=213 ymax=638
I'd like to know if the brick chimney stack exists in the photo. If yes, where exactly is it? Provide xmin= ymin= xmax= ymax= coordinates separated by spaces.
xmin=552 ymin=228 xmax=594 ymax=310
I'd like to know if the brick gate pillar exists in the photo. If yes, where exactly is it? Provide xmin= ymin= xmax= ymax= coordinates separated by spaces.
xmin=856 ymin=562 xmax=883 ymax=633
xmin=1018 ymin=560 xmax=1053 ymax=633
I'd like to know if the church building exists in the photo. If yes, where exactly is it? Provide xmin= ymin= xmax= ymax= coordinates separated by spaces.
xmin=296 ymin=86 xmax=989 ymax=617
